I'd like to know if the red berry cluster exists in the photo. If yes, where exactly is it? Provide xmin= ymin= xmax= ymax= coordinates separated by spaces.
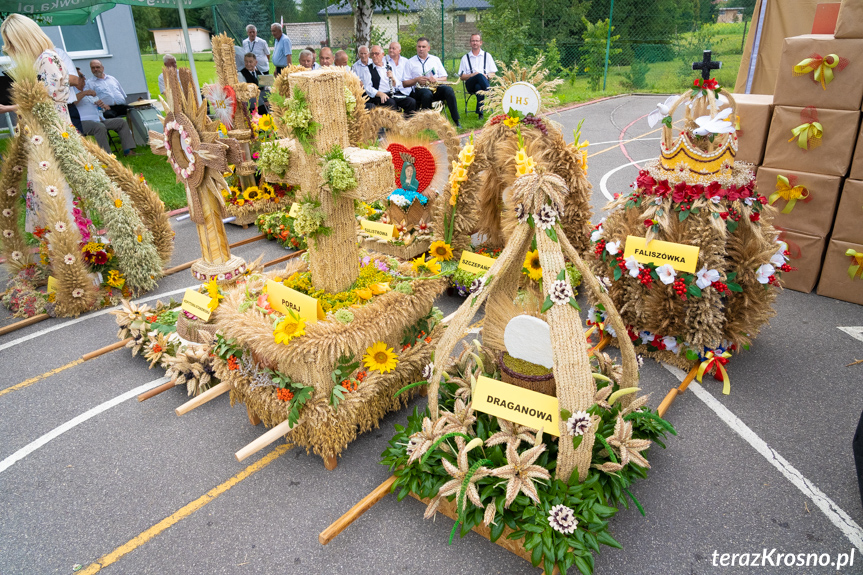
xmin=768 ymin=274 xmax=778 ymax=284
xmin=779 ymin=263 xmax=794 ymax=272
xmin=672 ymin=278 xmax=688 ymax=299
xmin=522 ymin=116 xmax=548 ymax=135
xmin=594 ymin=239 xmax=606 ymax=256
xmin=638 ymin=268 xmax=653 ymax=286
xmin=711 ymin=280 xmax=728 ymax=293
xmin=678 ymin=201 xmax=693 ymax=212
xmin=720 ymin=208 xmax=741 ymax=222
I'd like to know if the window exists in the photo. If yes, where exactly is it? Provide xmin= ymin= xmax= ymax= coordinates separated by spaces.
xmin=456 ymin=14 xmax=467 ymax=23
xmin=58 ymin=17 xmax=109 ymax=58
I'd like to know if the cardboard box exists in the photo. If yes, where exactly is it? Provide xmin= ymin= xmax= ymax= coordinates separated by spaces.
xmin=776 ymin=228 xmax=828 ymax=293
xmin=816 ymin=238 xmax=863 ymax=304
xmin=763 ymin=106 xmax=861 ymax=176
xmin=755 ymin=167 xmax=842 ymax=236
xmin=772 ymin=35 xmax=863 ymax=110
xmin=832 ymin=179 xmax=863 ymax=243
xmin=850 ymin=121 xmax=863 ymax=179
xmin=732 ymin=93 xmax=774 ymax=165
xmin=835 ymin=0 xmax=863 ymax=39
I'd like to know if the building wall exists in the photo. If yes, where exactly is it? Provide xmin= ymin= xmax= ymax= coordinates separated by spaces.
xmin=153 ymin=29 xmax=212 ymax=54
xmin=284 ymin=22 xmax=328 ymax=48
xmin=43 ymin=5 xmax=149 ymax=101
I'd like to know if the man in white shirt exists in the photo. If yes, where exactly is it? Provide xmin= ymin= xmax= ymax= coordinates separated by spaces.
xmin=386 ymin=41 xmax=412 ymax=98
xmin=243 ymin=25 xmax=270 ymax=74
xmin=319 ymin=47 xmax=334 ymax=67
xmin=351 ymin=45 xmax=370 ymax=77
xmin=357 ymin=45 xmax=416 ymax=114
xmin=157 ymin=54 xmax=180 ymax=98
xmin=299 ymin=50 xmax=319 ymax=70
xmin=458 ymin=34 xmax=497 ymax=119
xmin=403 ymin=37 xmax=460 ymax=128
xmin=71 ymin=75 xmax=136 ymax=155
xmin=88 ymin=59 xmax=128 ymax=118
xmin=334 ymin=50 xmax=351 ymax=70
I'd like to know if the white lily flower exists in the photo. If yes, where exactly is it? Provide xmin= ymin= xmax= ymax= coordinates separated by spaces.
xmin=639 ymin=331 xmax=654 ymax=343
xmin=605 ymin=240 xmax=621 ymax=255
xmin=624 ymin=255 xmax=642 ymax=277
xmin=656 ymin=264 xmax=676 ymax=285
xmin=755 ymin=263 xmax=775 ymax=284
xmin=695 ymin=266 xmax=720 ymax=289
xmin=662 ymin=336 xmax=679 ymax=353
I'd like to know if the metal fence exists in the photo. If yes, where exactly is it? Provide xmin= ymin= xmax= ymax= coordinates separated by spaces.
xmin=175 ymin=0 xmax=752 ymax=94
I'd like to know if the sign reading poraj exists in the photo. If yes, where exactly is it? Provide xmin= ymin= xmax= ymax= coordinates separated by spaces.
xmin=474 ymin=375 xmax=560 ymax=436
xmin=623 ymin=236 xmax=700 ymax=273
xmin=266 ymin=280 xmax=325 ymax=323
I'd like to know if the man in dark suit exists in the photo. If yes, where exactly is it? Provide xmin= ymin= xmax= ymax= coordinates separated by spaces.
xmin=240 ymin=53 xmax=268 ymax=115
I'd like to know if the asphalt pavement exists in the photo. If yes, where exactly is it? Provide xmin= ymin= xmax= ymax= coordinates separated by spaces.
xmin=1 ymin=95 xmax=862 ymax=575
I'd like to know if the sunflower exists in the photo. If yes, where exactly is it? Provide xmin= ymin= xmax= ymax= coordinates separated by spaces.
xmin=260 ymin=183 xmax=274 ymax=199
xmin=429 ymin=240 xmax=454 ymax=261
xmin=205 ymin=278 xmax=224 ymax=311
xmin=411 ymin=255 xmax=441 ymax=276
xmin=523 ymin=249 xmax=542 ymax=281
xmin=363 ymin=341 xmax=398 ymax=373
xmin=243 ymin=186 xmax=262 ymax=201
xmin=274 ymin=311 xmax=306 ymax=345
xmin=258 ymin=114 xmax=274 ymax=131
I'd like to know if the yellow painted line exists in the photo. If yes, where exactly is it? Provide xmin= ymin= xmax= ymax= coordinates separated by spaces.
xmin=0 ymin=358 xmax=84 ymax=397
xmin=79 ymin=444 xmax=292 ymax=575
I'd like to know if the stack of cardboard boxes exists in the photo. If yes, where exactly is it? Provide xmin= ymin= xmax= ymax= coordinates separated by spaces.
xmin=735 ymin=1 xmax=863 ymax=304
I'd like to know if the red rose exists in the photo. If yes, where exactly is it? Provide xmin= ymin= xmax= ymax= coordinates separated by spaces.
xmin=706 ymin=181 xmax=723 ymax=197
xmin=688 ymin=184 xmax=705 ymax=200
xmin=654 ymin=180 xmax=671 ymax=197
xmin=672 ymin=181 xmax=689 ymax=203
xmin=94 ymin=251 xmax=108 ymax=265
xmin=644 ymin=219 xmax=655 ymax=227
xmin=750 ymin=212 xmax=760 ymax=222
xmin=720 ymin=212 xmax=729 ymax=220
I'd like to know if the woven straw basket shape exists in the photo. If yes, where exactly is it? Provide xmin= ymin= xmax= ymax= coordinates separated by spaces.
xmin=498 ymin=351 xmax=556 ymax=397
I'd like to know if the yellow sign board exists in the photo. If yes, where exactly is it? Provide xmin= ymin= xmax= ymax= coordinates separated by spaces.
xmin=473 ymin=375 xmax=560 ymax=436
xmin=623 ymin=235 xmax=700 ymax=273
xmin=181 ymin=288 xmax=214 ymax=322
xmin=360 ymin=219 xmax=397 ymax=240
xmin=266 ymin=279 xmax=325 ymax=323
xmin=47 ymin=276 xmax=58 ymax=294
xmin=288 ymin=202 xmax=300 ymax=218
xmin=457 ymin=251 xmax=496 ymax=275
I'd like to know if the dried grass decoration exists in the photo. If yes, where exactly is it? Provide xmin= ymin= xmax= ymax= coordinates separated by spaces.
xmin=212 ymin=253 xmax=447 ymax=464
xmin=428 ymin=57 xmax=592 ymax=271
xmin=589 ymin=83 xmax=787 ymax=390
xmin=381 ymin=172 xmax=675 ymax=575
xmin=0 ymin=52 xmax=167 ymax=318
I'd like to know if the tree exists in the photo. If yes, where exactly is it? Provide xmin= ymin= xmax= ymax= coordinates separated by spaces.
xmin=349 ymin=0 xmax=406 ymax=47
xmin=298 ymin=0 xmax=328 ymax=22
xmin=581 ymin=16 xmax=620 ymax=91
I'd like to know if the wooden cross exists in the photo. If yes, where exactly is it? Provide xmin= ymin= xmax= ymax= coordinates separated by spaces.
xmin=272 ymin=69 xmax=394 ymax=294
xmin=693 ymin=50 xmax=721 ymax=80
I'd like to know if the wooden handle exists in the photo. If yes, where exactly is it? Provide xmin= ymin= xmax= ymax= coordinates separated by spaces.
xmin=656 ymin=364 xmax=700 ymax=418
xmin=235 ymin=417 xmax=301 ymax=462
xmin=162 ymin=234 xmax=266 ymax=276
xmin=318 ymin=475 xmax=397 ymax=545
xmin=0 ymin=313 xmax=49 ymax=337
xmin=82 ymin=338 xmax=132 ymax=361
xmin=138 ymin=379 xmax=177 ymax=402
xmin=175 ymin=381 xmax=229 ymax=416
xmin=262 ymin=249 xmax=306 ymax=269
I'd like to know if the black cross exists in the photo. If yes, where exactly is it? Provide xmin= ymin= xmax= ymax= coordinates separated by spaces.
xmin=692 ymin=50 xmax=722 ymax=80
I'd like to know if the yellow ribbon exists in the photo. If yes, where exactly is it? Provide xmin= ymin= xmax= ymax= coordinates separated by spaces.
xmin=697 ymin=350 xmax=732 ymax=395
xmin=794 ymin=54 xmax=842 ymax=90
xmin=768 ymin=175 xmax=810 ymax=213
xmin=788 ymin=121 xmax=823 ymax=150
xmin=734 ymin=115 xmax=741 ymax=131
xmin=847 ymin=249 xmax=863 ymax=280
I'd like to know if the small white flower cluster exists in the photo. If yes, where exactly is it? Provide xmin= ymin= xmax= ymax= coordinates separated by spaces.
xmin=547 ymin=504 xmax=578 ymax=535
xmin=470 ymin=276 xmax=486 ymax=295
xmin=422 ymin=362 xmax=434 ymax=380
xmin=164 ymin=120 xmax=196 ymax=180
xmin=534 ymin=204 xmax=557 ymax=231
xmin=389 ymin=194 xmax=410 ymax=208
xmin=549 ymin=279 xmax=574 ymax=306
xmin=565 ymin=411 xmax=591 ymax=436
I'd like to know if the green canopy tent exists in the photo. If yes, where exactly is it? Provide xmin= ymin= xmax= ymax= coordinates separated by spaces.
xmin=0 ymin=0 xmax=227 ymax=100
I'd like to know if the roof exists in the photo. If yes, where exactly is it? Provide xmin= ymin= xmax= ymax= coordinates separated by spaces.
xmin=148 ymin=27 xmax=211 ymax=32
xmin=319 ymin=0 xmax=489 ymax=16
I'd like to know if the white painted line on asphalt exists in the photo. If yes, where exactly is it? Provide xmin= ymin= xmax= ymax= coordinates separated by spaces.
xmin=0 ymin=286 xmax=191 ymax=353
xmin=838 ymin=327 xmax=863 ymax=343
xmin=662 ymin=363 xmax=863 ymax=554
xmin=599 ymin=158 xmax=657 ymax=201
xmin=587 ymin=138 xmax=661 ymax=147
xmin=0 ymin=376 xmax=171 ymax=475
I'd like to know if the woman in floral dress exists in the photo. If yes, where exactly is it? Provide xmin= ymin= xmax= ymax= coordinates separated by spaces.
xmin=0 ymin=14 xmax=75 ymax=232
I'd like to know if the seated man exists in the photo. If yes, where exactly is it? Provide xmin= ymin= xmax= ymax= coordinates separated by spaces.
xmin=386 ymin=41 xmax=415 ymax=104
xmin=71 ymin=75 xmax=136 ymax=156
xmin=334 ymin=50 xmax=351 ymax=70
xmin=239 ymin=53 xmax=268 ymax=115
xmin=351 ymin=46 xmax=370 ymax=77
xmin=243 ymin=24 xmax=270 ymax=74
xmin=319 ymin=47 xmax=334 ymax=67
xmin=403 ymin=37 xmax=460 ymax=128
xmin=157 ymin=54 xmax=179 ymax=98
xmin=304 ymin=47 xmax=321 ymax=70
xmin=298 ymin=50 xmax=318 ymax=70
xmin=357 ymin=45 xmax=416 ymax=115
xmin=88 ymin=59 xmax=128 ymax=119
xmin=457 ymin=33 xmax=497 ymax=119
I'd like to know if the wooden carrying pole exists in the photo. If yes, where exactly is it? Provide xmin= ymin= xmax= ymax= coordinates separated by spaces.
xmin=235 ymin=417 xmax=302 ymax=462
xmin=162 ymin=233 xmax=266 ymax=275
xmin=138 ymin=378 xmax=177 ymax=402
xmin=657 ymin=364 xmax=700 ymax=418
xmin=82 ymin=338 xmax=132 ymax=361
xmin=175 ymin=381 xmax=230 ymax=416
xmin=0 ymin=313 xmax=49 ymax=337
xmin=319 ymin=475 xmax=397 ymax=545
